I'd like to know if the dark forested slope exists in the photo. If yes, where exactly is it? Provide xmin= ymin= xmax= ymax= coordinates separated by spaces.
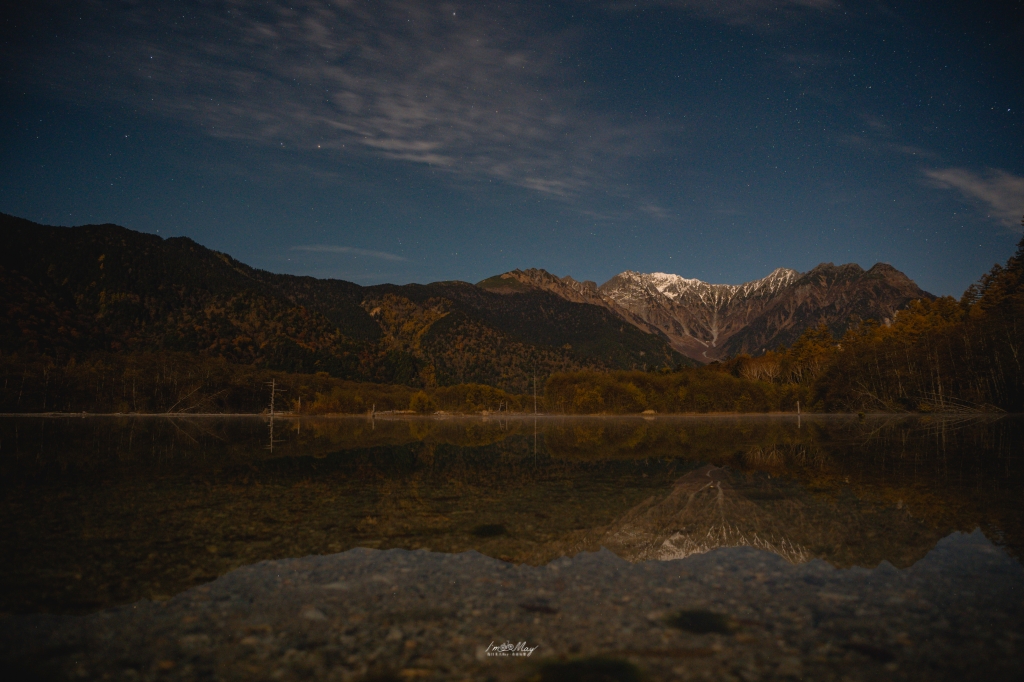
xmin=0 ymin=214 xmax=685 ymax=393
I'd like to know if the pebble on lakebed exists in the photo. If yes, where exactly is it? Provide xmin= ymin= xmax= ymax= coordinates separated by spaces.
xmin=0 ymin=529 xmax=1022 ymax=681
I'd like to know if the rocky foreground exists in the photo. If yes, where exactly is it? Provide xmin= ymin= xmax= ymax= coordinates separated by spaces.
xmin=1 ymin=530 xmax=1020 ymax=681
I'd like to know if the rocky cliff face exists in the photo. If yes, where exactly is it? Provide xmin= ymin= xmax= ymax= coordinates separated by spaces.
xmin=480 ymin=263 xmax=931 ymax=361
xmin=720 ymin=262 xmax=933 ymax=357
xmin=598 ymin=268 xmax=801 ymax=360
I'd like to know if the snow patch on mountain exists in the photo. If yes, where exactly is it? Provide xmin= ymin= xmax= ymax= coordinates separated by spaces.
xmin=601 ymin=268 xmax=800 ymax=308
xmin=479 ymin=263 xmax=927 ymax=362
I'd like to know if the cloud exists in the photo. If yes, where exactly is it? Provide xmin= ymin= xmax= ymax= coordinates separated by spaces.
xmin=639 ymin=203 xmax=672 ymax=219
xmin=924 ymin=167 xmax=1024 ymax=229
xmin=21 ymin=1 xmax=651 ymax=199
xmin=291 ymin=245 xmax=407 ymax=262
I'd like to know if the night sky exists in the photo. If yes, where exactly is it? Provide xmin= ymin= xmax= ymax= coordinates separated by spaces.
xmin=2 ymin=1 xmax=1022 ymax=296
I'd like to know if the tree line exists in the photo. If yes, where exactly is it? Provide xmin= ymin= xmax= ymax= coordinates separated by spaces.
xmin=546 ymin=229 xmax=1024 ymax=413
xmin=0 ymin=351 xmax=524 ymax=415
xmin=3 ymin=228 xmax=1020 ymax=415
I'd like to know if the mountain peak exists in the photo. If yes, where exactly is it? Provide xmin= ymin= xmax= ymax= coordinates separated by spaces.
xmin=801 ymin=262 xmax=865 ymax=279
xmin=599 ymin=267 xmax=801 ymax=305
xmin=478 ymin=260 xmax=929 ymax=362
xmin=478 ymin=268 xmax=603 ymax=301
xmin=475 ymin=270 xmax=539 ymax=293
xmin=866 ymin=262 xmax=913 ymax=283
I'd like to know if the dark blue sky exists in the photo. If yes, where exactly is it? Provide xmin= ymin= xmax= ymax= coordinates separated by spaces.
xmin=2 ymin=1 xmax=1022 ymax=295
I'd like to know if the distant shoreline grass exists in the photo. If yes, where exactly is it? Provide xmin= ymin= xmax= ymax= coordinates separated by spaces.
xmin=0 ymin=411 xmax=990 ymax=418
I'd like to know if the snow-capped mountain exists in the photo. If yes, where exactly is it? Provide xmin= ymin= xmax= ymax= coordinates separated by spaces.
xmin=479 ymin=263 xmax=931 ymax=362
xmin=629 ymin=267 xmax=798 ymax=305
xmin=598 ymin=268 xmax=801 ymax=359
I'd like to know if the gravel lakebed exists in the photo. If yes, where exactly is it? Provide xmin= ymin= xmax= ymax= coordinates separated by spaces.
xmin=2 ymin=529 xmax=1021 ymax=682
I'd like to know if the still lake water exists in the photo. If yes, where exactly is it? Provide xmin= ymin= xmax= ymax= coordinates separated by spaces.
xmin=0 ymin=415 xmax=1022 ymax=681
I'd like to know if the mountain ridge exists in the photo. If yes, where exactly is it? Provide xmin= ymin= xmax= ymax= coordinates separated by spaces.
xmin=479 ymin=262 xmax=933 ymax=361
xmin=0 ymin=214 xmax=686 ymax=393
xmin=1 ymin=212 xmax=932 ymax=379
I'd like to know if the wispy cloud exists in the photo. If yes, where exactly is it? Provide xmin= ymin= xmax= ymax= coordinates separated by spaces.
xmin=639 ymin=203 xmax=672 ymax=219
xmin=24 ymin=1 xmax=650 ymax=199
xmin=924 ymin=167 xmax=1024 ymax=229
xmin=292 ymin=245 xmax=407 ymax=262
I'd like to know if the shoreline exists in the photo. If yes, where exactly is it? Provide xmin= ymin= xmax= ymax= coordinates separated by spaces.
xmin=0 ymin=411 xmax=1007 ymax=419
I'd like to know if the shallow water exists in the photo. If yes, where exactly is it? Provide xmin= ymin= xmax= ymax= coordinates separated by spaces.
xmin=0 ymin=415 xmax=1022 ymax=680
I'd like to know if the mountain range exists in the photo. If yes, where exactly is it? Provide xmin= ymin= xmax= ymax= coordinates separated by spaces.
xmin=0 ymin=214 xmax=680 ymax=392
xmin=2 ymin=213 xmax=932 ymax=387
xmin=478 ymin=261 xmax=932 ymax=361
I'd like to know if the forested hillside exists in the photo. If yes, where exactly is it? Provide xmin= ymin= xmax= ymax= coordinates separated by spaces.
xmin=5 ymin=213 xmax=1019 ymax=414
xmin=546 ymin=227 xmax=1024 ymax=413
xmin=0 ymin=214 xmax=685 ymax=403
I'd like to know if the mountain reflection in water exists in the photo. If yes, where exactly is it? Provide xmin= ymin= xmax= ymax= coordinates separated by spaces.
xmin=1 ymin=415 xmax=1020 ymax=618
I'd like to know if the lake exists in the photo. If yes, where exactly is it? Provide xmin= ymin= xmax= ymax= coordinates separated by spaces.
xmin=0 ymin=415 xmax=1021 ymax=681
